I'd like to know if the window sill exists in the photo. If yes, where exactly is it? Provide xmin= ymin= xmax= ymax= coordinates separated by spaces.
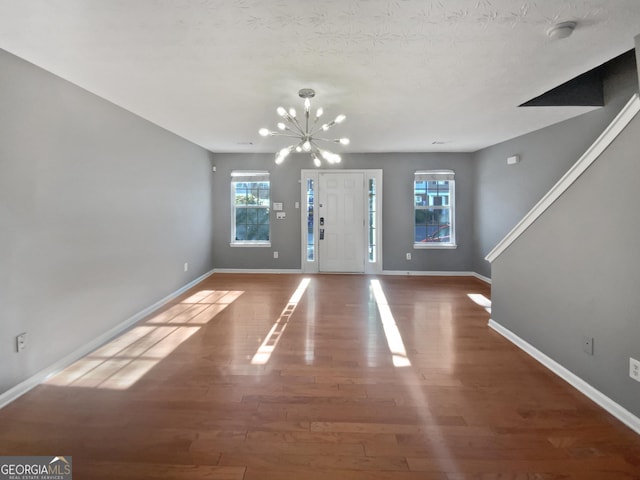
xmin=230 ymin=242 xmax=271 ymax=248
xmin=413 ymin=243 xmax=457 ymax=250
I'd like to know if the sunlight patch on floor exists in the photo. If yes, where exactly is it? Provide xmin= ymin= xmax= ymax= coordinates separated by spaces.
xmin=370 ymin=279 xmax=411 ymax=368
xmin=45 ymin=289 xmax=244 ymax=390
xmin=467 ymin=293 xmax=492 ymax=314
xmin=251 ymin=278 xmax=311 ymax=365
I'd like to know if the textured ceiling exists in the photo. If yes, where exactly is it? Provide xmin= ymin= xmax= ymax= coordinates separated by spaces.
xmin=1 ymin=1 xmax=639 ymax=154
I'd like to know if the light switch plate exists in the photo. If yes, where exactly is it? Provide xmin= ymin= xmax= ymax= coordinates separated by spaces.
xmin=630 ymin=357 xmax=640 ymax=382
xmin=16 ymin=333 xmax=27 ymax=352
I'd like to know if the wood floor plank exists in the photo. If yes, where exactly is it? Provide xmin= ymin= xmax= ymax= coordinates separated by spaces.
xmin=243 ymin=467 xmax=448 ymax=480
xmin=218 ymin=451 xmax=410 ymax=471
xmin=0 ymin=274 xmax=638 ymax=479
xmin=74 ymin=462 xmax=245 ymax=480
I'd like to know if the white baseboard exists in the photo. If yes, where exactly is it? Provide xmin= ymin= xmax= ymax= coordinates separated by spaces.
xmin=488 ymin=319 xmax=640 ymax=435
xmin=471 ymin=272 xmax=492 ymax=284
xmin=212 ymin=269 xmax=492 ymax=284
xmin=382 ymin=270 xmax=490 ymax=283
xmin=213 ymin=268 xmax=303 ymax=274
xmin=0 ymin=268 xmax=215 ymax=410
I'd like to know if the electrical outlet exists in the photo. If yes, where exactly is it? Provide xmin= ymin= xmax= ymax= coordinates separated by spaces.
xmin=582 ymin=336 xmax=594 ymax=355
xmin=16 ymin=333 xmax=27 ymax=353
xmin=406 ymin=252 xmax=411 ymax=261
xmin=184 ymin=262 xmax=189 ymax=272
xmin=273 ymin=251 xmax=279 ymax=259
xmin=630 ymin=357 xmax=640 ymax=382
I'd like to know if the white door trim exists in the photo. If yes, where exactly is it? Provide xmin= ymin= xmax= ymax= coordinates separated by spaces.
xmin=301 ymin=169 xmax=382 ymax=274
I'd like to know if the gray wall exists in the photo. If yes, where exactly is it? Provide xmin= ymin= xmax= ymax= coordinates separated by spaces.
xmin=490 ymin=108 xmax=640 ymax=418
xmin=472 ymin=53 xmax=639 ymax=278
xmin=0 ymin=50 xmax=215 ymax=394
xmin=211 ymin=152 xmax=474 ymax=272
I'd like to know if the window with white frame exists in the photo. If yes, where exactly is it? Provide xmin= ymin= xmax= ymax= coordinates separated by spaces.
xmin=413 ymin=170 xmax=456 ymax=248
xmin=231 ymin=171 xmax=270 ymax=246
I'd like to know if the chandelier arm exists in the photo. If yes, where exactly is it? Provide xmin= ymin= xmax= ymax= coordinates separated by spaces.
xmin=312 ymin=136 xmax=340 ymax=143
xmin=281 ymin=125 xmax=302 ymax=136
xmin=269 ymin=132 xmax=306 ymax=140
xmin=309 ymin=142 xmax=322 ymax=154
xmin=308 ymin=115 xmax=322 ymax=134
xmin=309 ymin=122 xmax=336 ymax=136
xmin=283 ymin=117 xmax=306 ymax=136
xmin=309 ymin=141 xmax=338 ymax=164
xmin=309 ymin=140 xmax=332 ymax=155
xmin=308 ymin=126 xmax=324 ymax=136
xmin=291 ymin=116 xmax=308 ymax=136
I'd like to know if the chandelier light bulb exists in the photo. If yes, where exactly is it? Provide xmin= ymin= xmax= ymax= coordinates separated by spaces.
xmin=318 ymin=149 xmax=334 ymax=163
xmin=280 ymin=147 xmax=292 ymax=158
xmin=275 ymin=146 xmax=293 ymax=165
xmin=258 ymin=88 xmax=349 ymax=167
xmin=323 ymin=151 xmax=341 ymax=164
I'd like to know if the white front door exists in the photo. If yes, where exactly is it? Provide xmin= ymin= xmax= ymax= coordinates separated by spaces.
xmin=318 ymin=172 xmax=365 ymax=273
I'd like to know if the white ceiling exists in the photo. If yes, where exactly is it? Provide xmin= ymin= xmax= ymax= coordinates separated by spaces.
xmin=1 ymin=1 xmax=639 ymax=154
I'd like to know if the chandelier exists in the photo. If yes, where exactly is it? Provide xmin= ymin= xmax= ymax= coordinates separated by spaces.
xmin=259 ymin=88 xmax=349 ymax=167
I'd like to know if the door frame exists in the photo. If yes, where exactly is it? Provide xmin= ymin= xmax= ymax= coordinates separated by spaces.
xmin=300 ymin=169 xmax=383 ymax=274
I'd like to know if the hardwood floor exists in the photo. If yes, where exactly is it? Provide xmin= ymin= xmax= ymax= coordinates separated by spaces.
xmin=1 ymin=274 xmax=639 ymax=479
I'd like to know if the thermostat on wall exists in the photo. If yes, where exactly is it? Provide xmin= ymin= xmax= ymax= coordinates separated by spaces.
xmin=273 ymin=202 xmax=283 ymax=210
